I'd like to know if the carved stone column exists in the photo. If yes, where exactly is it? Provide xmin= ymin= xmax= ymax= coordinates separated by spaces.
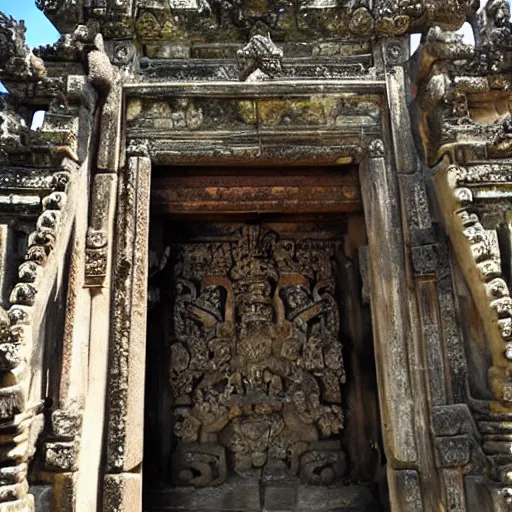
xmin=360 ymin=141 xmax=426 ymax=510
xmin=103 ymin=154 xmax=151 ymax=512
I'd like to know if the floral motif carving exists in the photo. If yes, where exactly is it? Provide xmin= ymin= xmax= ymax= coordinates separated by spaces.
xmin=131 ymin=0 xmax=475 ymax=44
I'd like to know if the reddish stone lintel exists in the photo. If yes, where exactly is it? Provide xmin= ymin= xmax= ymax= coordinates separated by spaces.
xmin=151 ymin=168 xmax=361 ymax=214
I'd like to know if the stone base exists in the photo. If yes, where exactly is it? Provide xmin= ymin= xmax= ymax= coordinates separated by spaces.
xmin=144 ymin=473 xmax=380 ymax=512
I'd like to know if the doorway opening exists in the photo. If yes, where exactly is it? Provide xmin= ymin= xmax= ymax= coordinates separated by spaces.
xmin=142 ymin=165 xmax=387 ymax=512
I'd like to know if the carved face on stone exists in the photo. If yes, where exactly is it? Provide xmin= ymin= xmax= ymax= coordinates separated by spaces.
xmin=283 ymin=284 xmax=311 ymax=311
xmin=200 ymin=285 xmax=222 ymax=311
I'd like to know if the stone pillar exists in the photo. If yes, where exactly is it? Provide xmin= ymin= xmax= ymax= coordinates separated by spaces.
xmin=359 ymin=140 xmax=422 ymax=510
xmin=103 ymin=154 xmax=151 ymax=512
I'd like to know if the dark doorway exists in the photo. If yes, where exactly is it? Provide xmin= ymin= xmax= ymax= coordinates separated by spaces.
xmin=143 ymin=166 xmax=387 ymax=512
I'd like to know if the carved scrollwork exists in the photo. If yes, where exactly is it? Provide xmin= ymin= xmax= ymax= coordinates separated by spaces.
xmin=110 ymin=41 xmax=136 ymax=66
xmin=29 ymin=228 xmax=57 ymax=250
xmin=37 ymin=210 xmax=61 ymax=231
xmin=51 ymin=171 xmax=71 ymax=192
xmin=298 ymin=440 xmax=347 ymax=485
xmin=86 ymin=228 xmax=108 ymax=249
xmin=348 ymin=7 xmax=375 ymax=37
xmin=7 ymin=306 xmax=30 ymax=326
xmin=25 ymin=245 xmax=48 ymax=266
xmin=9 ymin=283 xmax=38 ymax=307
xmin=18 ymin=262 xmax=40 ymax=283
xmin=42 ymin=192 xmax=67 ymax=210
xmin=173 ymin=442 xmax=227 ymax=487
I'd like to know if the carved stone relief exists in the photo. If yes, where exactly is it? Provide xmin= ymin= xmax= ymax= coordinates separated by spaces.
xmin=236 ymin=34 xmax=283 ymax=80
xmin=167 ymin=225 xmax=346 ymax=487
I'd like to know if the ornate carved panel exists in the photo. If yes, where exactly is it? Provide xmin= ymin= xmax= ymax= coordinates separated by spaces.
xmin=166 ymin=224 xmax=346 ymax=488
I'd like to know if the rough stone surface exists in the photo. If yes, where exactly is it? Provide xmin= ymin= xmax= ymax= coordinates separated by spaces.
xmin=0 ymin=0 xmax=510 ymax=510
xmin=103 ymin=474 xmax=141 ymax=512
xmin=28 ymin=486 xmax=52 ymax=512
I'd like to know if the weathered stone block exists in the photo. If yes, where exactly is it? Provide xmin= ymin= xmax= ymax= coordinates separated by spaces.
xmin=432 ymin=405 xmax=479 ymax=438
xmin=103 ymin=473 xmax=141 ymax=512
xmin=388 ymin=469 xmax=423 ymax=510
xmin=51 ymin=409 xmax=83 ymax=439
xmin=44 ymin=441 xmax=79 ymax=472
xmin=412 ymin=244 xmax=438 ymax=276
xmin=0 ymin=465 xmax=26 ymax=487
xmin=436 ymin=436 xmax=471 ymax=468
xmin=263 ymin=486 xmax=297 ymax=512
xmin=0 ymin=386 xmax=24 ymax=421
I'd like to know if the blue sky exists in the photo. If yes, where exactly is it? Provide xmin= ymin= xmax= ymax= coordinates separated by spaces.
xmin=0 ymin=0 xmax=60 ymax=47
xmin=0 ymin=1 xmax=60 ymax=94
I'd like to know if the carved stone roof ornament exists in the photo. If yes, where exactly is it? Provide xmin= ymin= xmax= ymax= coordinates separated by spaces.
xmin=0 ymin=12 xmax=46 ymax=81
xmin=236 ymin=34 xmax=283 ymax=80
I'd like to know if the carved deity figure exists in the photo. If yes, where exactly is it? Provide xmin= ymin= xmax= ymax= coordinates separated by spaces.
xmin=169 ymin=225 xmax=346 ymax=487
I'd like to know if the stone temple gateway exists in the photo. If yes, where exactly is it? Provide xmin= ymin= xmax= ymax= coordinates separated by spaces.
xmin=1 ymin=0 xmax=512 ymax=509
